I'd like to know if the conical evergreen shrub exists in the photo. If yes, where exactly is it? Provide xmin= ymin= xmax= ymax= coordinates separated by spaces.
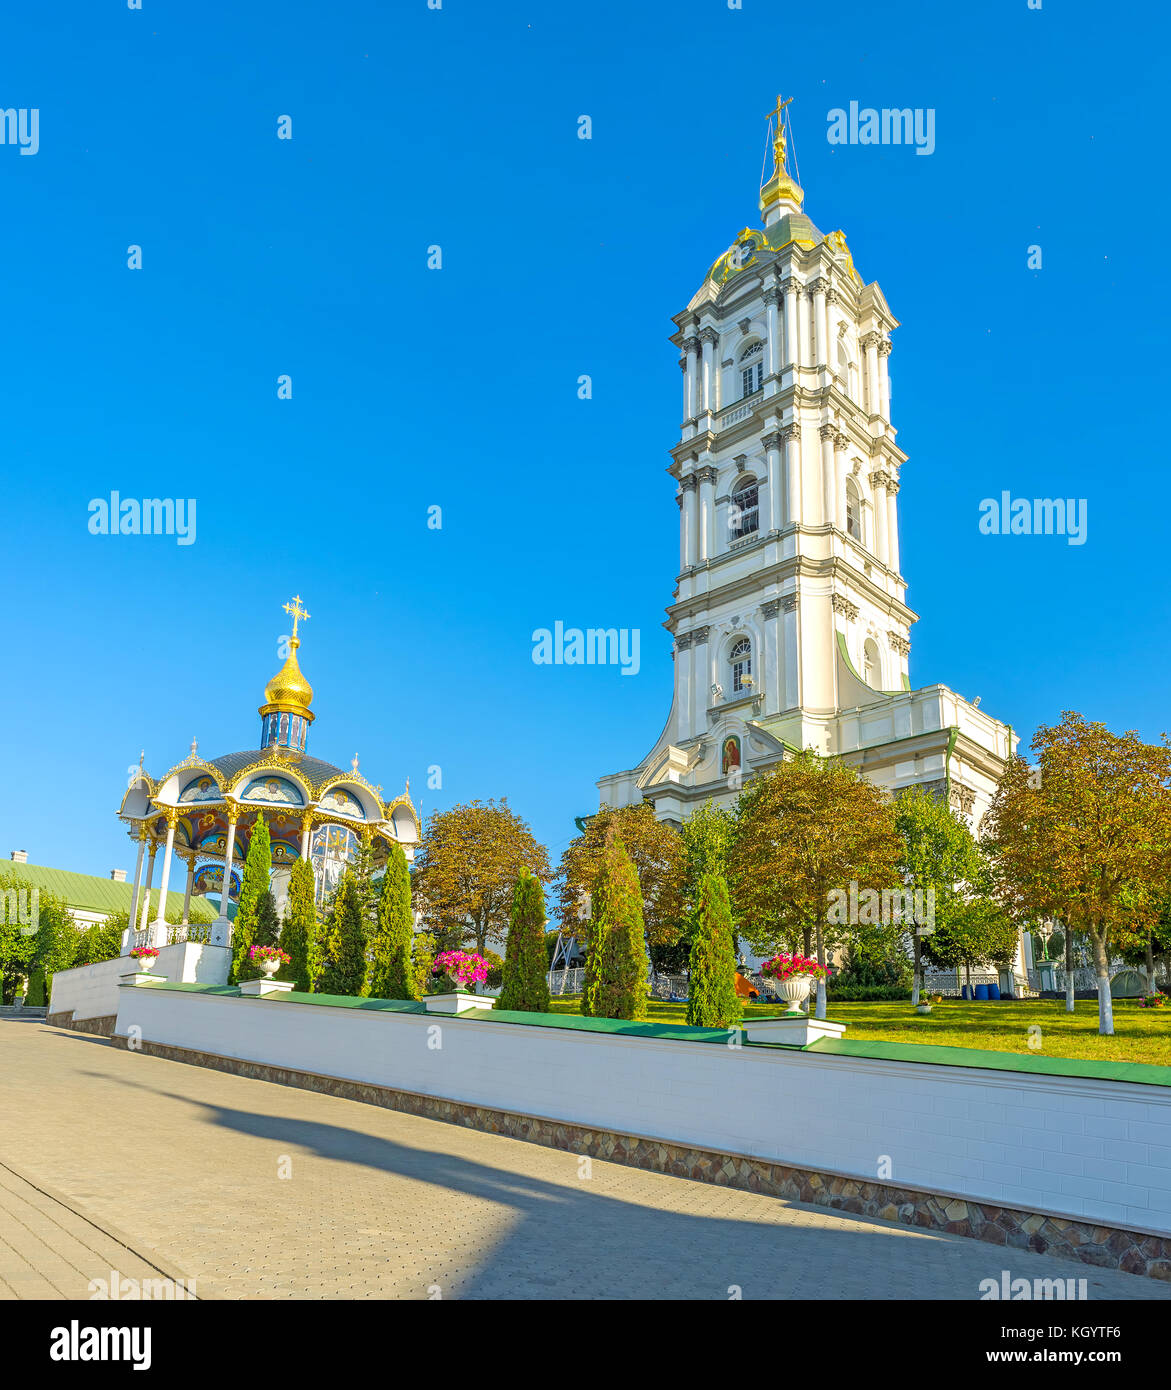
xmin=581 ymin=832 xmax=647 ymax=1021
xmin=279 ymin=857 xmax=316 ymax=991
xmin=367 ymin=844 xmax=416 ymax=999
xmin=318 ymin=871 xmax=367 ymax=997
xmin=499 ymin=867 xmax=550 ymax=1013
xmin=686 ymin=871 xmax=742 ymax=1028
xmin=231 ymin=814 xmax=272 ymax=982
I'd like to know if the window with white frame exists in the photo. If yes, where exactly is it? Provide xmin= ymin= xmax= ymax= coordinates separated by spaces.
xmin=863 ymin=637 xmax=881 ymax=688
xmin=729 ymin=477 xmax=759 ymax=540
xmin=739 ymin=341 xmax=764 ymax=398
xmin=845 ymin=477 xmax=861 ymax=541
xmin=730 ymin=637 xmax=752 ymax=694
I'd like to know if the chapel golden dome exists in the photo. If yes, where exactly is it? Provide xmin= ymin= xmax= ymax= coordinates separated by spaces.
xmin=261 ymin=638 xmax=315 ymax=719
xmin=258 ymin=596 xmax=316 ymax=726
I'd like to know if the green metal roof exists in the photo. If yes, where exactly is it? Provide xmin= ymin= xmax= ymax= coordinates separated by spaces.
xmin=0 ymin=860 xmax=216 ymax=922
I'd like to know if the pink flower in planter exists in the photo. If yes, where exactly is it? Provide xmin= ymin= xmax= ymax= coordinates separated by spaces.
xmin=248 ymin=945 xmax=291 ymax=966
xmin=760 ymin=953 xmax=833 ymax=982
xmin=129 ymin=946 xmax=159 ymax=961
xmin=432 ymin=950 xmax=489 ymax=987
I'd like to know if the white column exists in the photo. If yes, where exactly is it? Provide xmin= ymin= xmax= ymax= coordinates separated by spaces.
xmin=138 ymin=843 xmax=157 ymax=933
xmin=782 ymin=425 xmax=801 ymax=528
xmin=886 ymin=478 xmax=901 ymax=573
xmin=763 ymin=431 xmax=783 ymax=533
xmin=300 ymin=815 xmax=312 ymax=859
xmin=213 ymin=812 xmax=238 ymax=947
xmin=675 ymin=633 xmax=693 ymax=740
xmin=764 ymin=287 xmax=781 ymax=387
xmin=812 ymin=279 xmax=827 ymax=369
xmin=835 ymin=433 xmax=850 ymax=537
xmin=692 ymin=627 xmax=710 ymax=716
xmin=782 ymin=279 xmax=799 ymax=373
xmin=819 ymin=424 xmax=836 ymax=528
xmin=871 ymin=470 xmax=889 ymax=564
xmin=699 ymin=328 xmax=717 ymax=417
xmin=863 ymin=332 xmax=880 ymax=416
xmin=180 ymin=856 xmax=195 ymax=927
xmin=760 ymin=599 xmax=780 ymax=716
xmin=683 ymin=335 xmax=699 ymax=419
xmin=698 ymin=466 xmax=716 ymax=560
xmin=150 ymin=813 xmax=177 ymax=944
xmin=797 ymin=290 xmax=811 ymax=369
xmin=681 ymin=474 xmax=698 ymax=567
xmin=825 ymin=288 xmax=838 ymax=379
xmin=122 ymin=827 xmax=148 ymax=955
xmin=878 ymin=339 xmax=892 ymax=419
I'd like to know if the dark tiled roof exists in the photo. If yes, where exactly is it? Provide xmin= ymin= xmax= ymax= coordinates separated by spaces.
xmin=204 ymin=750 xmax=348 ymax=795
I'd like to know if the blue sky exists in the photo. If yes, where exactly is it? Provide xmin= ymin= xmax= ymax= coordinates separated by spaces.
xmin=0 ymin=0 xmax=1164 ymax=878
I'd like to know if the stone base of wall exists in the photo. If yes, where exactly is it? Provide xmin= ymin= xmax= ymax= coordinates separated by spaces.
xmin=47 ymin=1011 xmax=117 ymax=1038
xmin=109 ymin=1033 xmax=1171 ymax=1282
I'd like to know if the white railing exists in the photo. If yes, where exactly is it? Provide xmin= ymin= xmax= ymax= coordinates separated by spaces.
xmin=547 ymin=967 xmax=585 ymax=996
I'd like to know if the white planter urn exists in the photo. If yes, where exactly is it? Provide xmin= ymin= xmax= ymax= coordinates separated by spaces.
xmin=259 ymin=958 xmax=281 ymax=978
xmin=776 ymin=974 xmax=813 ymax=1014
xmin=133 ymin=955 xmax=156 ymax=974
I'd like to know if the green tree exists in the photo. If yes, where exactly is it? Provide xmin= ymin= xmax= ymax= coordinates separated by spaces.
xmin=73 ymin=915 xmax=125 ymax=968
xmin=924 ymin=893 xmax=1020 ymax=994
xmin=412 ymin=930 xmax=437 ymax=996
xmin=730 ymin=752 xmax=902 ymax=1018
xmin=892 ymin=786 xmax=984 ymax=1006
xmin=230 ymin=814 xmax=272 ymax=983
xmin=983 ymin=711 xmax=1171 ymax=1035
xmin=252 ymin=891 xmax=280 ymax=959
xmin=317 ymin=871 xmax=367 ymax=997
xmin=498 ymin=867 xmax=551 ymax=1013
xmin=279 ymin=858 xmax=316 ymax=992
xmin=414 ymin=799 xmax=551 ymax=955
xmin=581 ymin=833 xmax=647 ymax=1022
xmin=367 ymin=844 xmax=416 ymax=1000
xmin=686 ymin=872 xmax=741 ymax=1029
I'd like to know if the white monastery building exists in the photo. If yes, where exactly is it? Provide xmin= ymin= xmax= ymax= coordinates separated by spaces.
xmin=597 ymin=101 xmax=1016 ymax=831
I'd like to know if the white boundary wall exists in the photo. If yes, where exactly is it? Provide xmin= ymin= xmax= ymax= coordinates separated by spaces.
xmin=112 ymin=984 xmax=1171 ymax=1238
xmin=50 ymin=945 xmax=230 ymax=1022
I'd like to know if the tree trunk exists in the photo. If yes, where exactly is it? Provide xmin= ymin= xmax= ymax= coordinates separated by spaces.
xmin=1065 ymin=927 xmax=1075 ymax=1013
xmin=1146 ymin=935 xmax=1157 ymax=995
xmin=1092 ymin=933 xmax=1114 ymax=1035
xmin=911 ymin=933 xmax=921 ymax=1006
xmin=814 ymin=921 xmax=827 ymax=1020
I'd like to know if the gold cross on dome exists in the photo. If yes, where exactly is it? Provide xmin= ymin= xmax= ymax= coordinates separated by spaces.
xmin=282 ymin=594 xmax=310 ymax=638
xmin=766 ymin=93 xmax=793 ymax=127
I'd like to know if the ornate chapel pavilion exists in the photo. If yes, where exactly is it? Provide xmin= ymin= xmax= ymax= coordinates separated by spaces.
xmin=117 ymin=597 xmax=419 ymax=950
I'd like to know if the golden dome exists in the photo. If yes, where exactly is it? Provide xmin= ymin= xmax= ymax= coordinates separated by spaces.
xmin=259 ymin=636 xmax=315 ymax=723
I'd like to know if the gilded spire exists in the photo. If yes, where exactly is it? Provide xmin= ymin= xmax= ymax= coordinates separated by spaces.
xmin=759 ymin=90 xmax=804 ymax=224
xmin=260 ymin=596 xmax=315 ymax=724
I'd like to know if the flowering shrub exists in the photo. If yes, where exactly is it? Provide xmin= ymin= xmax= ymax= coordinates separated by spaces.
xmin=760 ymin=953 xmax=833 ymax=982
xmin=249 ymin=945 xmax=291 ymax=967
xmin=433 ymin=950 xmax=489 ymax=988
xmin=129 ymin=946 xmax=159 ymax=961
xmin=1139 ymin=992 xmax=1167 ymax=1009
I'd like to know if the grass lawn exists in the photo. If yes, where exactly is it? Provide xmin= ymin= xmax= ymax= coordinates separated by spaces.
xmin=545 ymin=996 xmax=1171 ymax=1067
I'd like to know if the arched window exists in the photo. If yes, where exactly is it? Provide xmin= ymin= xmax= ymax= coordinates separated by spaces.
xmin=836 ymin=341 xmax=850 ymax=390
xmin=845 ymin=478 xmax=861 ymax=541
xmin=729 ymin=476 xmax=759 ymax=540
xmin=863 ymin=638 xmax=881 ymax=688
xmin=730 ymin=637 xmax=752 ymax=694
xmin=739 ymin=341 xmax=764 ymax=398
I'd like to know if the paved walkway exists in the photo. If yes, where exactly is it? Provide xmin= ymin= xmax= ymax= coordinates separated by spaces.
xmin=2 ymin=1021 xmax=1168 ymax=1300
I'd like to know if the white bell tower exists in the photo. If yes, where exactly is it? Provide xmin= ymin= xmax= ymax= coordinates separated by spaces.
xmin=598 ymin=96 xmax=1016 ymax=829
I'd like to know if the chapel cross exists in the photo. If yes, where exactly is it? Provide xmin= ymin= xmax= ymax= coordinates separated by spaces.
xmin=766 ymin=92 xmax=794 ymax=170
xmin=283 ymin=594 xmax=310 ymax=639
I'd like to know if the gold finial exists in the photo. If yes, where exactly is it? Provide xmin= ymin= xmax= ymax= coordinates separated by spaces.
xmin=351 ymin=753 xmax=360 ymax=773
xmin=190 ymin=736 xmax=198 ymax=756
xmin=283 ymin=594 xmax=310 ymax=640
xmin=767 ymin=93 xmax=793 ymax=173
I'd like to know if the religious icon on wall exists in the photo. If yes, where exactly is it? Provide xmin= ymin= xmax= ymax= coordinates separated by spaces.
xmin=721 ymin=735 xmax=741 ymax=776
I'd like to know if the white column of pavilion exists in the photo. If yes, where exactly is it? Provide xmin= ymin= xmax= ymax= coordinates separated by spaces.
xmin=122 ymin=823 xmax=149 ymax=955
xmin=211 ymin=805 xmax=239 ymax=948
xmin=150 ymin=809 xmax=179 ymax=945
xmin=138 ymin=840 xmax=158 ymax=935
